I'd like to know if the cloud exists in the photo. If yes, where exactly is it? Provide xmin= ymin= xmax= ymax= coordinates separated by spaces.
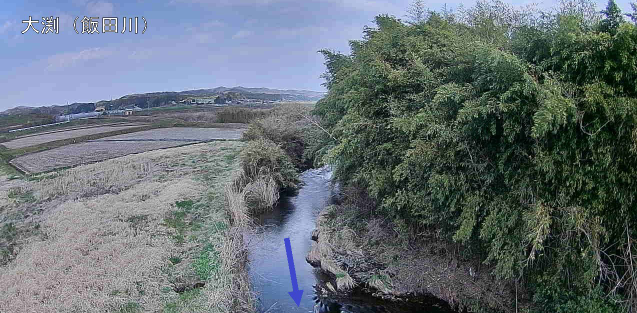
xmin=0 ymin=21 xmax=13 ymax=35
xmin=185 ymin=20 xmax=225 ymax=32
xmin=46 ymin=47 xmax=114 ymax=71
xmin=170 ymin=0 xmax=402 ymax=13
xmin=171 ymin=0 xmax=279 ymax=5
xmin=86 ymin=1 xmax=115 ymax=16
xmin=274 ymin=26 xmax=329 ymax=38
xmin=232 ymin=30 xmax=253 ymax=39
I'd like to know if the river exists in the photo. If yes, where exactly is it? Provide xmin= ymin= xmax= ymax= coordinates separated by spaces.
xmin=245 ymin=167 xmax=455 ymax=313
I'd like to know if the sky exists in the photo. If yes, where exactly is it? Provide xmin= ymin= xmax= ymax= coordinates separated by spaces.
xmin=0 ymin=0 xmax=634 ymax=111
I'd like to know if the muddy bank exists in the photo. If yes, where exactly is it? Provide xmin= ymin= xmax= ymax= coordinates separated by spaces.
xmin=307 ymin=205 xmax=530 ymax=312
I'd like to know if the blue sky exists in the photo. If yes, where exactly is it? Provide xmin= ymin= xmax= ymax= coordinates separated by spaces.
xmin=0 ymin=0 xmax=634 ymax=111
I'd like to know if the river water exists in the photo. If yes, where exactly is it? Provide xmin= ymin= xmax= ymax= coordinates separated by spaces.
xmin=245 ymin=167 xmax=454 ymax=313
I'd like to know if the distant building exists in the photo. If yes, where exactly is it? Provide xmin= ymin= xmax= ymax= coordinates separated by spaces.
xmin=95 ymin=105 xmax=106 ymax=112
xmin=107 ymin=110 xmax=126 ymax=116
xmin=55 ymin=112 xmax=102 ymax=122
xmin=191 ymin=97 xmax=216 ymax=104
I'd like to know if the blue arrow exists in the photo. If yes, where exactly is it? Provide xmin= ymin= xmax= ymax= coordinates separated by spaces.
xmin=284 ymin=237 xmax=304 ymax=307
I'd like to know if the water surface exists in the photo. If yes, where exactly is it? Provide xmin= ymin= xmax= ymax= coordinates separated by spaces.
xmin=246 ymin=167 xmax=454 ymax=313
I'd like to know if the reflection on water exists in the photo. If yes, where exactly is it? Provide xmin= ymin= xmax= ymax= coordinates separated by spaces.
xmin=245 ymin=167 xmax=454 ymax=313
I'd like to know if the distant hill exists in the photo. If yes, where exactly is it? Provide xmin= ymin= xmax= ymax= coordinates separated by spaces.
xmin=1 ymin=86 xmax=325 ymax=116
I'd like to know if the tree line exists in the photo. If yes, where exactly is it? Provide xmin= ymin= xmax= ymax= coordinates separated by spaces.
xmin=314 ymin=0 xmax=637 ymax=311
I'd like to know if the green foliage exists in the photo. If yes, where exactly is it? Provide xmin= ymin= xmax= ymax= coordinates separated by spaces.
xmin=118 ymin=302 xmax=142 ymax=313
xmin=1 ymin=223 xmax=17 ymax=242
xmin=316 ymin=1 xmax=637 ymax=310
xmin=533 ymin=280 xmax=620 ymax=313
xmin=600 ymin=0 xmax=624 ymax=34
xmin=193 ymin=243 xmax=219 ymax=281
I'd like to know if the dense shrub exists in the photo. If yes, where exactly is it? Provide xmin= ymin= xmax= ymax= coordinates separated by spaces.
xmin=243 ymin=175 xmax=280 ymax=212
xmin=315 ymin=0 xmax=637 ymax=311
xmin=215 ymin=107 xmax=269 ymax=123
xmin=239 ymin=138 xmax=298 ymax=190
xmin=243 ymin=103 xmax=325 ymax=169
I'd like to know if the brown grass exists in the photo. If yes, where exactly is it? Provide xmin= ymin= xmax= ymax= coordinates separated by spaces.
xmin=35 ymin=158 xmax=154 ymax=200
xmin=336 ymin=273 xmax=356 ymax=291
xmin=224 ymin=183 xmax=250 ymax=228
xmin=243 ymin=175 xmax=279 ymax=212
xmin=11 ymin=128 xmax=244 ymax=174
xmin=200 ymin=228 xmax=255 ymax=312
xmin=0 ymin=178 xmax=203 ymax=312
xmin=1 ymin=124 xmax=145 ymax=149
xmin=0 ymin=141 xmax=255 ymax=313
xmin=215 ymin=107 xmax=269 ymax=124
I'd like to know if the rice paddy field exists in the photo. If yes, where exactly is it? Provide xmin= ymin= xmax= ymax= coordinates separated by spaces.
xmin=10 ymin=128 xmax=245 ymax=174
xmin=0 ymin=123 xmax=147 ymax=149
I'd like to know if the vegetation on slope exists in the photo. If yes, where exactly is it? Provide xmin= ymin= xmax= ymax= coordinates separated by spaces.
xmin=313 ymin=0 xmax=637 ymax=311
xmin=233 ymin=103 xmax=326 ymax=212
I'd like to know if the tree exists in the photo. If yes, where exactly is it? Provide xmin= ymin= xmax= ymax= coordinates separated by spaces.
xmin=627 ymin=2 xmax=637 ymax=23
xmin=600 ymin=0 xmax=624 ymax=33
xmin=315 ymin=1 xmax=637 ymax=311
xmin=214 ymin=96 xmax=226 ymax=104
xmin=406 ymin=0 xmax=426 ymax=23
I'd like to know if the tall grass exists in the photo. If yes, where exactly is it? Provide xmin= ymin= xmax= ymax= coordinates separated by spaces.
xmin=230 ymin=139 xmax=297 ymax=213
xmin=215 ymin=108 xmax=269 ymax=124
xmin=243 ymin=175 xmax=279 ymax=213
xmin=0 ymin=142 xmax=256 ymax=313
xmin=239 ymin=138 xmax=298 ymax=190
xmin=242 ymin=103 xmax=325 ymax=169
xmin=224 ymin=183 xmax=250 ymax=227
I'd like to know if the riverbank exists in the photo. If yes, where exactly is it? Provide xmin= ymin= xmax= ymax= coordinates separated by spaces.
xmin=308 ymin=204 xmax=530 ymax=312
xmin=0 ymin=141 xmax=254 ymax=312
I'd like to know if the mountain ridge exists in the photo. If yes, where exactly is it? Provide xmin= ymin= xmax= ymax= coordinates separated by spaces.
xmin=1 ymin=86 xmax=325 ymax=115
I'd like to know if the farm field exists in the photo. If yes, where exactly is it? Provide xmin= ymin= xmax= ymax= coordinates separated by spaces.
xmin=1 ymin=123 xmax=147 ymax=149
xmin=0 ymin=141 xmax=252 ymax=312
xmin=91 ymin=127 xmax=244 ymax=142
xmin=10 ymin=127 xmax=245 ymax=173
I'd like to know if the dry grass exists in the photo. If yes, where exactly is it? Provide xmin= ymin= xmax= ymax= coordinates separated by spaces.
xmin=10 ymin=128 xmax=245 ymax=174
xmin=0 ymin=178 xmax=203 ymax=312
xmin=336 ymin=273 xmax=356 ymax=291
xmin=243 ymin=175 xmax=279 ymax=213
xmin=367 ymin=275 xmax=391 ymax=293
xmin=160 ymin=111 xmax=218 ymax=123
xmin=199 ymin=228 xmax=255 ymax=312
xmin=35 ymin=158 xmax=154 ymax=200
xmin=0 ymin=141 xmax=256 ymax=313
xmin=215 ymin=107 xmax=269 ymax=124
xmin=224 ymin=183 xmax=250 ymax=228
